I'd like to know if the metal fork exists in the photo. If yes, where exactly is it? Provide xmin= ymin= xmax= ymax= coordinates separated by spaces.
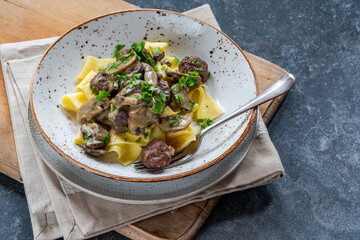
xmin=134 ymin=73 xmax=295 ymax=171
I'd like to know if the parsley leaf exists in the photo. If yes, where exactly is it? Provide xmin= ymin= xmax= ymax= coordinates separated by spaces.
xmin=152 ymin=92 xmax=168 ymax=114
xmin=207 ymin=71 xmax=211 ymax=78
xmin=98 ymin=66 xmax=106 ymax=71
xmin=113 ymin=44 xmax=126 ymax=58
xmin=169 ymin=114 xmax=181 ymax=124
xmin=95 ymin=91 xmax=111 ymax=102
xmin=185 ymin=56 xmax=189 ymax=60
xmin=109 ymin=105 xmax=116 ymax=113
xmin=141 ymin=91 xmax=153 ymax=103
xmin=175 ymin=94 xmax=183 ymax=107
xmin=197 ymin=118 xmax=214 ymax=130
xmin=123 ymin=126 xmax=130 ymax=133
xmin=174 ymin=56 xmax=180 ymax=65
xmin=102 ymin=134 xmax=110 ymax=147
xmin=82 ymin=133 xmax=89 ymax=144
xmin=190 ymin=99 xmax=195 ymax=112
xmin=131 ymin=41 xmax=158 ymax=71
xmin=152 ymin=47 xmax=160 ymax=54
xmin=198 ymin=68 xmax=203 ymax=72
xmin=92 ymin=83 xmax=98 ymax=94
xmin=135 ymin=137 xmax=141 ymax=143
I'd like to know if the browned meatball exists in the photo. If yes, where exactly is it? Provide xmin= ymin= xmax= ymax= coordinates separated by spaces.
xmin=109 ymin=106 xmax=129 ymax=133
xmin=157 ymin=79 xmax=171 ymax=104
xmin=141 ymin=138 xmax=174 ymax=169
xmin=90 ymin=71 xmax=111 ymax=94
xmin=178 ymin=56 xmax=209 ymax=83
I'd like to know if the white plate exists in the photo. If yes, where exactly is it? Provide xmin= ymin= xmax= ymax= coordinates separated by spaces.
xmin=29 ymin=106 xmax=258 ymax=204
xmin=30 ymin=9 xmax=258 ymax=181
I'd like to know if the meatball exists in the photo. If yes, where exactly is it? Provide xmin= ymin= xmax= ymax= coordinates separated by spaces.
xmin=157 ymin=79 xmax=171 ymax=104
xmin=178 ymin=56 xmax=209 ymax=83
xmin=109 ymin=106 xmax=129 ymax=133
xmin=90 ymin=71 xmax=112 ymax=94
xmin=141 ymin=138 xmax=174 ymax=169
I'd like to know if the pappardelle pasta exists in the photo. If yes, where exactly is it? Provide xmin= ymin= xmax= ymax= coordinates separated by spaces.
xmin=62 ymin=41 xmax=224 ymax=169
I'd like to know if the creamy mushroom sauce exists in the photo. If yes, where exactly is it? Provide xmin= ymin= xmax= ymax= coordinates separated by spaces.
xmin=75 ymin=41 xmax=212 ymax=169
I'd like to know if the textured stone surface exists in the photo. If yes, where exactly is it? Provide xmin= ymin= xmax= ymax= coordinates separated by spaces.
xmin=1 ymin=0 xmax=360 ymax=239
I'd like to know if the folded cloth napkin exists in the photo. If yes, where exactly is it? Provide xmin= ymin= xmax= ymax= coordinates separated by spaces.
xmin=0 ymin=4 xmax=284 ymax=239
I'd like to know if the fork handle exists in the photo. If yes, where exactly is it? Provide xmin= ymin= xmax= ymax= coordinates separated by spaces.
xmin=201 ymin=73 xmax=295 ymax=135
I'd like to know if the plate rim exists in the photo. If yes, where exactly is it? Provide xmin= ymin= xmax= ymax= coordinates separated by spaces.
xmin=28 ymin=105 xmax=259 ymax=204
xmin=29 ymin=9 xmax=259 ymax=182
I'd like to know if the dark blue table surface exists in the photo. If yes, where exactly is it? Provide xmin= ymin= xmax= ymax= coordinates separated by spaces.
xmin=1 ymin=0 xmax=359 ymax=239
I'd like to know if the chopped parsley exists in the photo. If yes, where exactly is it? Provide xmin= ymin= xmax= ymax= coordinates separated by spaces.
xmin=95 ymin=91 xmax=111 ymax=102
xmin=82 ymin=133 xmax=89 ymax=144
xmin=132 ymin=95 xmax=139 ymax=99
xmin=169 ymin=114 xmax=181 ymax=124
xmin=152 ymin=92 xmax=168 ymax=114
xmin=109 ymin=105 xmax=116 ymax=113
xmin=141 ymin=91 xmax=152 ymax=103
xmin=113 ymin=44 xmax=126 ymax=58
xmin=175 ymin=94 xmax=183 ymax=107
xmin=98 ymin=56 xmax=102 ymax=59
xmin=135 ymin=137 xmax=141 ymax=143
xmin=126 ymin=73 xmax=142 ymax=89
xmin=125 ymin=138 xmax=127 ymax=142
xmin=98 ymin=66 xmax=106 ymax=71
xmin=151 ymin=47 xmax=160 ymax=54
xmin=107 ymin=49 xmax=134 ymax=71
xmin=176 ymin=72 xmax=200 ymax=89
xmin=190 ymin=99 xmax=195 ymax=112
xmin=90 ymin=120 xmax=95 ymax=123
xmin=92 ymin=83 xmax=98 ymax=94
xmin=185 ymin=56 xmax=189 ymax=60
xmin=144 ymin=130 xmax=154 ymax=139
xmin=174 ymin=56 xmax=180 ymax=65
xmin=102 ymin=134 xmax=110 ymax=147
xmin=198 ymin=68 xmax=203 ymax=72
xmin=197 ymin=118 xmax=214 ymax=130
xmin=123 ymin=126 xmax=130 ymax=133
xmin=131 ymin=41 xmax=158 ymax=71
xmin=207 ymin=71 xmax=211 ymax=78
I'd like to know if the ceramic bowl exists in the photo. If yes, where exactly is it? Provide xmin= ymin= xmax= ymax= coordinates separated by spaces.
xmin=30 ymin=9 xmax=258 ymax=182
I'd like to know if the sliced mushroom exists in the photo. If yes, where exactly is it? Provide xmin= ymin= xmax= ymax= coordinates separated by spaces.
xmin=80 ymin=122 xmax=109 ymax=156
xmin=160 ymin=59 xmax=172 ymax=67
xmin=121 ymin=60 xmax=144 ymax=77
xmin=128 ymin=106 xmax=159 ymax=135
xmin=106 ymin=54 xmax=137 ymax=75
xmin=76 ymin=97 xmax=110 ymax=124
xmin=153 ymin=52 xmax=165 ymax=62
xmin=171 ymin=85 xmax=193 ymax=113
xmin=158 ymin=114 xmax=191 ymax=132
xmin=165 ymin=69 xmax=201 ymax=85
xmin=143 ymin=63 xmax=158 ymax=86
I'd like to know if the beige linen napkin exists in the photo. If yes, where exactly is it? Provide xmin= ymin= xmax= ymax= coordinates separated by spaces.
xmin=0 ymin=4 xmax=284 ymax=239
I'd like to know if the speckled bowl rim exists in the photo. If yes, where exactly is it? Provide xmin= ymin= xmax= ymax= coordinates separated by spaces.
xmin=30 ymin=9 xmax=259 ymax=182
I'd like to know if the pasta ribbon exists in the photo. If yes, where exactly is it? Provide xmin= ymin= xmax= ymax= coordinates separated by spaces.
xmin=61 ymin=92 xmax=87 ymax=112
xmin=166 ymin=124 xmax=197 ymax=153
xmin=76 ymin=70 xmax=97 ymax=100
xmin=189 ymin=86 xmax=224 ymax=120
xmin=77 ymin=56 xmax=115 ymax=83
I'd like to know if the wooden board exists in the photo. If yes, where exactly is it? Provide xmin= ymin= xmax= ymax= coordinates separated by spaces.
xmin=0 ymin=1 xmax=287 ymax=239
